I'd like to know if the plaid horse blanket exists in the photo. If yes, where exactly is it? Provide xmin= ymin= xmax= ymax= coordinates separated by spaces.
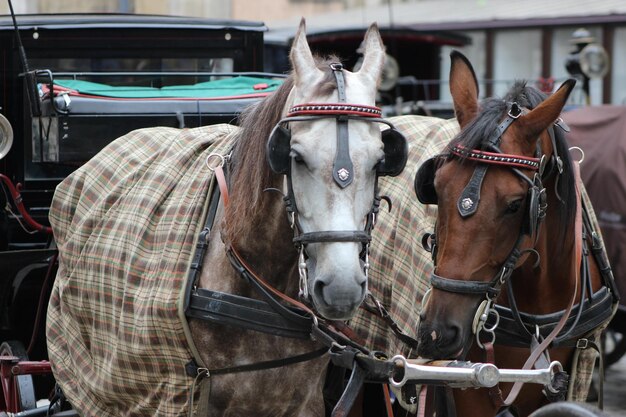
xmin=47 ymin=124 xmax=236 ymax=416
xmin=46 ymin=114 xmax=606 ymax=416
xmin=349 ymin=115 xmax=457 ymax=356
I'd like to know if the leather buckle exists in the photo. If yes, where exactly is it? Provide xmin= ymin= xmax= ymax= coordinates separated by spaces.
xmin=576 ymin=338 xmax=589 ymax=349
xmin=508 ymin=102 xmax=522 ymax=119
xmin=555 ymin=117 xmax=570 ymax=132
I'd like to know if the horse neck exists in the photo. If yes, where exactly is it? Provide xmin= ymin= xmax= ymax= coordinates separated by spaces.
xmin=227 ymin=175 xmax=299 ymax=292
xmin=220 ymin=101 xmax=300 ymax=296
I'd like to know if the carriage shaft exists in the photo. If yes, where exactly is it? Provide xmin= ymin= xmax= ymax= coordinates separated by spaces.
xmin=390 ymin=355 xmax=559 ymax=389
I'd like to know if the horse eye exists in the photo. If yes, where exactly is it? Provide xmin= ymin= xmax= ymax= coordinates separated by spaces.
xmin=505 ymin=199 xmax=523 ymax=214
xmin=291 ymin=151 xmax=304 ymax=164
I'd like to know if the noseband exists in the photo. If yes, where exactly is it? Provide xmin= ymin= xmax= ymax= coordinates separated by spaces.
xmin=267 ymin=63 xmax=407 ymax=298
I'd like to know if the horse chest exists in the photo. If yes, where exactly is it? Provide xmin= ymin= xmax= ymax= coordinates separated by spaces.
xmin=189 ymin=318 xmax=327 ymax=416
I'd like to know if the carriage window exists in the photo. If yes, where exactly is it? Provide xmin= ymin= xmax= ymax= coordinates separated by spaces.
xmin=493 ymin=29 xmax=542 ymax=97
xmin=612 ymin=27 xmax=626 ymax=105
xmin=439 ymin=31 xmax=487 ymax=102
xmin=29 ymin=57 xmax=235 ymax=87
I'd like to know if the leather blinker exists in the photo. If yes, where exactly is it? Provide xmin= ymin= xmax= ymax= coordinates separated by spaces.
xmin=378 ymin=127 xmax=408 ymax=177
xmin=267 ymin=124 xmax=292 ymax=174
xmin=414 ymin=156 xmax=439 ymax=205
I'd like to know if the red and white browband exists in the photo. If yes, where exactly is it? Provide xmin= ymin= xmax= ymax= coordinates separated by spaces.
xmin=287 ymin=103 xmax=382 ymax=118
xmin=450 ymin=145 xmax=540 ymax=171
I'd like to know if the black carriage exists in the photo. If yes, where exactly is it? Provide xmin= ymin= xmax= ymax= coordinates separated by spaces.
xmin=0 ymin=13 xmax=278 ymax=414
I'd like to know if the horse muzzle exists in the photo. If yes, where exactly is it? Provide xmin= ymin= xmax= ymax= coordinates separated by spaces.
xmin=309 ymin=265 xmax=367 ymax=320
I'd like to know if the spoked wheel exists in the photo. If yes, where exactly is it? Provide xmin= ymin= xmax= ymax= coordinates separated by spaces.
xmin=0 ymin=340 xmax=37 ymax=411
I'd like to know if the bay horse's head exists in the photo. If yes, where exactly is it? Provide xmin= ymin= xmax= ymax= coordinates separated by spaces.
xmin=414 ymin=51 xmax=576 ymax=359
xmin=266 ymin=20 xmax=407 ymax=320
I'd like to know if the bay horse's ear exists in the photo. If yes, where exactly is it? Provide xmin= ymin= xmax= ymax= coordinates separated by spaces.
xmin=290 ymin=18 xmax=323 ymax=88
xmin=516 ymin=79 xmax=576 ymax=145
xmin=449 ymin=50 xmax=479 ymax=129
xmin=355 ymin=23 xmax=385 ymax=86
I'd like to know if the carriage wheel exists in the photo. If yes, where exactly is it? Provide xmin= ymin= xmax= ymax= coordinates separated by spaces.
xmin=0 ymin=340 xmax=37 ymax=411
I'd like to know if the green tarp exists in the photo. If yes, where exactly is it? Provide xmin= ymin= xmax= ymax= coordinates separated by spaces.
xmin=52 ymin=76 xmax=284 ymax=99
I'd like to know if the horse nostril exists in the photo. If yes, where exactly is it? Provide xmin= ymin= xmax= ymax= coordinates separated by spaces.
xmin=313 ymin=279 xmax=326 ymax=303
xmin=443 ymin=323 xmax=462 ymax=345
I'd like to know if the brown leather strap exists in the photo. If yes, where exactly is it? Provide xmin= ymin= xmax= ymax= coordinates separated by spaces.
xmin=498 ymin=160 xmax=584 ymax=406
xmin=214 ymin=164 xmax=229 ymax=207
xmin=484 ymin=342 xmax=506 ymax=408
xmin=214 ymin=163 xmax=315 ymax=315
xmin=382 ymin=384 xmax=395 ymax=417
xmin=330 ymin=321 xmax=368 ymax=346
xmin=417 ymin=385 xmax=429 ymax=417
xmin=229 ymin=241 xmax=315 ymax=315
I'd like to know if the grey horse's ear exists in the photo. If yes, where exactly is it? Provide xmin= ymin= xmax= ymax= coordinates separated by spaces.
xmin=290 ymin=18 xmax=323 ymax=88
xmin=355 ymin=23 xmax=385 ymax=86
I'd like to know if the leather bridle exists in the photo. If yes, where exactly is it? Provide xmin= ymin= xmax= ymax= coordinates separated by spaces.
xmin=273 ymin=63 xmax=402 ymax=298
xmin=426 ymin=102 xmax=553 ymax=346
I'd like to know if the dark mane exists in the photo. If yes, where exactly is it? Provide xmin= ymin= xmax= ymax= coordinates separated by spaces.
xmin=450 ymin=81 xmax=577 ymax=243
xmin=223 ymin=55 xmax=340 ymax=242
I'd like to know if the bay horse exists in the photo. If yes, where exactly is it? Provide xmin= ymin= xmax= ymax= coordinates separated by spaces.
xmin=46 ymin=21 xmax=409 ymax=417
xmin=413 ymin=51 xmax=617 ymax=416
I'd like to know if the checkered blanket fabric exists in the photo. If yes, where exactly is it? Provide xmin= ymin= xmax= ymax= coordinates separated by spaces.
xmin=47 ymin=124 xmax=237 ymax=417
xmin=348 ymin=115 xmax=460 ymax=356
xmin=46 ymin=114 xmax=607 ymax=414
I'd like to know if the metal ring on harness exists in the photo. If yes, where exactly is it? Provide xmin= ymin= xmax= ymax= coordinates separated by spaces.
xmin=568 ymin=146 xmax=585 ymax=164
xmin=206 ymin=153 xmax=227 ymax=171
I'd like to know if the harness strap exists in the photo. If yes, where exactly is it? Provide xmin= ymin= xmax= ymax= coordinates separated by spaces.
xmin=431 ymin=273 xmax=500 ymax=298
xmin=330 ymin=62 xmax=353 ymax=188
xmin=214 ymin=163 xmax=229 ymax=206
xmin=496 ymin=161 xmax=584 ymax=407
xmin=487 ymin=102 xmax=523 ymax=147
xmin=208 ymin=347 xmax=328 ymax=376
xmin=489 ymin=287 xmax=614 ymax=348
xmin=184 ymin=346 xmax=328 ymax=403
xmin=294 ymin=231 xmax=372 ymax=244
xmin=331 ymin=365 xmax=367 ymax=417
xmin=187 ymin=288 xmax=312 ymax=339
xmin=288 ymin=103 xmax=382 ymax=118
xmin=361 ymin=294 xmax=419 ymax=350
